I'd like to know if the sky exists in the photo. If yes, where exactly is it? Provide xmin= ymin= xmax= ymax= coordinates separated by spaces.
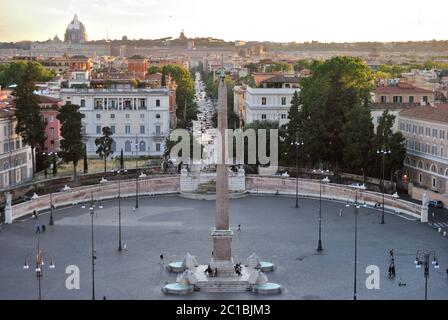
xmin=1 ymin=0 xmax=448 ymax=43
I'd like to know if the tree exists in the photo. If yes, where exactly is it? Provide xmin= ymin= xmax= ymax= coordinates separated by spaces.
xmin=371 ymin=110 xmax=406 ymax=180
xmin=161 ymin=66 xmax=167 ymax=87
xmin=147 ymin=65 xmax=162 ymax=75
xmin=13 ymin=62 xmax=47 ymax=177
xmin=0 ymin=61 xmax=55 ymax=88
xmin=298 ymin=56 xmax=374 ymax=170
xmin=83 ymin=144 xmax=88 ymax=174
xmin=341 ymin=104 xmax=374 ymax=174
xmin=282 ymin=91 xmax=301 ymax=165
xmin=57 ymin=103 xmax=85 ymax=177
xmin=95 ymin=126 xmax=114 ymax=175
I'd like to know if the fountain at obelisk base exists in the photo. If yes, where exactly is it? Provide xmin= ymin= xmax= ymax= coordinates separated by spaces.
xmin=162 ymin=61 xmax=281 ymax=295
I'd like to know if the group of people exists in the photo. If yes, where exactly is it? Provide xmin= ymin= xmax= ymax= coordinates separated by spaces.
xmin=205 ymin=265 xmax=218 ymax=277
xmin=374 ymin=202 xmax=382 ymax=209
xmin=234 ymin=263 xmax=242 ymax=276
xmin=34 ymin=223 xmax=46 ymax=234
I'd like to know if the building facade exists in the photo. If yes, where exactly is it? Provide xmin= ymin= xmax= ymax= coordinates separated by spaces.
xmin=0 ymin=110 xmax=33 ymax=189
xmin=38 ymin=96 xmax=63 ymax=153
xmin=372 ymin=82 xmax=435 ymax=105
xmin=60 ymin=87 xmax=170 ymax=158
xmin=398 ymin=104 xmax=448 ymax=194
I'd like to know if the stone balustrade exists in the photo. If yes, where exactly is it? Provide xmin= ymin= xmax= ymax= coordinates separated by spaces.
xmin=7 ymin=175 xmax=179 ymax=223
xmin=246 ymin=175 xmax=422 ymax=219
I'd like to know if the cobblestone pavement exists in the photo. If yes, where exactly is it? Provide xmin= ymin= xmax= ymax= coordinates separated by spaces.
xmin=0 ymin=194 xmax=447 ymax=300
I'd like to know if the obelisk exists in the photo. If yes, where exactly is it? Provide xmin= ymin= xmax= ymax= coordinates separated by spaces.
xmin=211 ymin=58 xmax=234 ymax=272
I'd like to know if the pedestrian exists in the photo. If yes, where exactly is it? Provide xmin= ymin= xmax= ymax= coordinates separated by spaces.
xmin=159 ymin=253 xmax=164 ymax=264
xmin=237 ymin=224 xmax=241 ymax=232
xmin=389 ymin=249 xmax=394 ymax=259
xmin=41 ymin=224 xmax=46 ymax=233
xmin=388 ymin=265 xmax=392 ymax=278
xmin=32 ymin=210 xmax=37 ymax=219
xmin=339 ymin=209 xmax=343 ymax=217
xmin=34 ymin=224 xmax=41 ymax=234
xmin=446 ymin=268 xmax=448 ymax=281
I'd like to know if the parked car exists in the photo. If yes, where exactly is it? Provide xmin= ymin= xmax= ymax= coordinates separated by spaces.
xmin=428 ymin=200 xmax=444 ymax=208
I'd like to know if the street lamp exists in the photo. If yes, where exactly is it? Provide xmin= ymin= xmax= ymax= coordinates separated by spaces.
xmin=313 ymin=169 xmax=329 ymax=252
xmin=414 ymin=250 xmax=439 ymax=300
xmin=116 ymin=169 xmax=127 ymax=252
xmin=135 ymin=139 xmax=139 ymax=209
xmin=89 ymin=192 xmax=97 ymax=300
xmin=291 ymin=138 xmax=304 ymax=208
xmin=23 ymin=236 xmax=55 ymax=300
xmin=377 ymin=147 xmax=391 ymax=224
xmin=346 ymin=186 xmax=361 ymax=300
xmin=49 ymin=192 xmax=54 ymax=226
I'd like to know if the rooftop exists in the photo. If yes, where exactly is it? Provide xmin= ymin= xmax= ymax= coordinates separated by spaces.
xmin=373 ymin=82 xmax=433 ymax=95
xmin=399 ymin=104 xmax=448 ymax=123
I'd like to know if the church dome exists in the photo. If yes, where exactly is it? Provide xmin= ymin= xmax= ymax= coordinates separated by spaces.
xmin=64 ymin=14 xmax=88 ymax=44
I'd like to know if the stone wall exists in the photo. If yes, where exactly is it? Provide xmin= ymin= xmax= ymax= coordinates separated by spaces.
xmin=409 ymin=183 xmax=448 ymax=208
xmin=8 ymin=175 xmax=179 ymax=222
xmin=246 ymin=175 xmax=422 ymax=219
xmin=180 ymin=171 xmax=245 ymax=193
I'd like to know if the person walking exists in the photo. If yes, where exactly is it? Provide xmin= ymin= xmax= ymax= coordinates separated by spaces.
xmin=389 ymin=249 xmax=394 ymax=259
xmin=32 ymin=210 xmax=38 ymax=219
xmin=34 ymin=224 xmax=41 ymax=234
xmin=339 ymin=209 xmax=343 ymax=217
xmin=237 ymin=224 xmax=241 ymax=232
xmin=41 ymin=224 xmax=46 ymax=233
xmin=159 ymin=253 xmax=164 ymax=265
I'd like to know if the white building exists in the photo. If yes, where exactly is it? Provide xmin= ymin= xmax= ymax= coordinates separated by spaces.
xmin=243 ymin=87 xmax=298 ymax=127
xmin=60 ymin=87 xmax=170 ymax=158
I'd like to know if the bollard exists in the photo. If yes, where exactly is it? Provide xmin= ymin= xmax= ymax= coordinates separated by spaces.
xmin=443 ymin=231 xmax=447 ymax=237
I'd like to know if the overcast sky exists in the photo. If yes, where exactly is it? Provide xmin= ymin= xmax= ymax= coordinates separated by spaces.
xmin=1 ymin=0 xmax=447 ymax=43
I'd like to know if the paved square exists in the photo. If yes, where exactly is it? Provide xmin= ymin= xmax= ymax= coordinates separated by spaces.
xmin=0 ymin=194 xmax=447 ymax=300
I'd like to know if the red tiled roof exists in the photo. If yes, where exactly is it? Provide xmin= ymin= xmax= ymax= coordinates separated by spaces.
xmin=399 ymin=104 xmax=448 ymax=123
xmin=374 ymin=83 xmax=433 ymax=94
xmin=38 ymin=95 xmax=62 ymax=104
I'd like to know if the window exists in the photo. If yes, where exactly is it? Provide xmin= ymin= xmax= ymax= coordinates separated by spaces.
xmin=140 ymin=126 xmax=145 ymax=134
xmin=432 ymin=177 xmax=437 ymax=188
xmin=156 ymin=99 xmax=161 ymax=107
xmin=413 ymin=125 xmax=417 ymax=134
xmin=125 ymin=114 xmax=130 ymax=119
xmin=409 ymin=96 xmax=414 ymax=104
xmin=381 ymin=96 xmax=387 ymax=103
xmin=49 ymin=115 xmax=54 ymax=122
xmin=393 ymin=96 xmax=403 ymax=103
xmin=432 ymin=129 xmax=438 ymax=138
xmin=400 ymin=122 xmax=405 ymax=131
xmin=441 ymin=147 xmax=444 ymax=158
xmin=432 ymin=145 xmax=437 ymax=155
xmin=80 ymin=99 xmax=85 ymax=108
xmin=3 ymin=143 xmax=9 ymax=153
xmin=156 ymin=143 xmax=161 ymax=152
xmin=125 ymin=125 xmax=131 ymax=134
xmin=423 ymin=96 xmax=428 ymax=103
xmin=419 ymin=126 xmax=423 ymax=135
xmin=261 ymin=97 xmax=267 ymax=105
xmin=426 ymin=127 xmax=430 ymax=136
xmin=140 ymin=114 xmax=145 ymax=119
xmin=419 ymin=173 xmax=423 ymax=183
xmin=281 ymin=114 xmax=286 ymax=119
xmin=440 ymin=130 xmax=445 ymax=140
xmin=124 ymin=100 xmax=132 ymax=109
xmin=111 ymin=126 xmax=116 ymax=134
xmin=125 ymin=141 xmax=132 ymax=152
xmin=50 ymin=127 xmax=55 ymax=135
xmin=96 ymin=114 xmax=101 ymax=119
xmin=156 ymin=114 xmax=161 ymax=119
xmin=16 ymin=140 xmax=20 ymax=149
xmin=139 ymin=141 xmax=146 ymax=152
xmin=110 ymin=114 xmax=115 ymax=119
xmin=155 ymin=125 xmax=161 ymax=134
xmin=96 ymin=126 xmax=101 ymax=134
xmin=281 ymin=97 xmax=287 ymax=105
xmin=261 ymin=114 xmax=267 ymax=120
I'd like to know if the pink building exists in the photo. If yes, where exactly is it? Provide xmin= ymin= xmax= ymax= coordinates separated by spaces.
xmin=38 ymin=96 xmax=63 ymax=153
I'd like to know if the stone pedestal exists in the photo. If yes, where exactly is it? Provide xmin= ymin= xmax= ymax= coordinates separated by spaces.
xmin=4 ymin=192 xmax=12 ymax=224
xmin=211 ymin=229 xmax=233 ymax=261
